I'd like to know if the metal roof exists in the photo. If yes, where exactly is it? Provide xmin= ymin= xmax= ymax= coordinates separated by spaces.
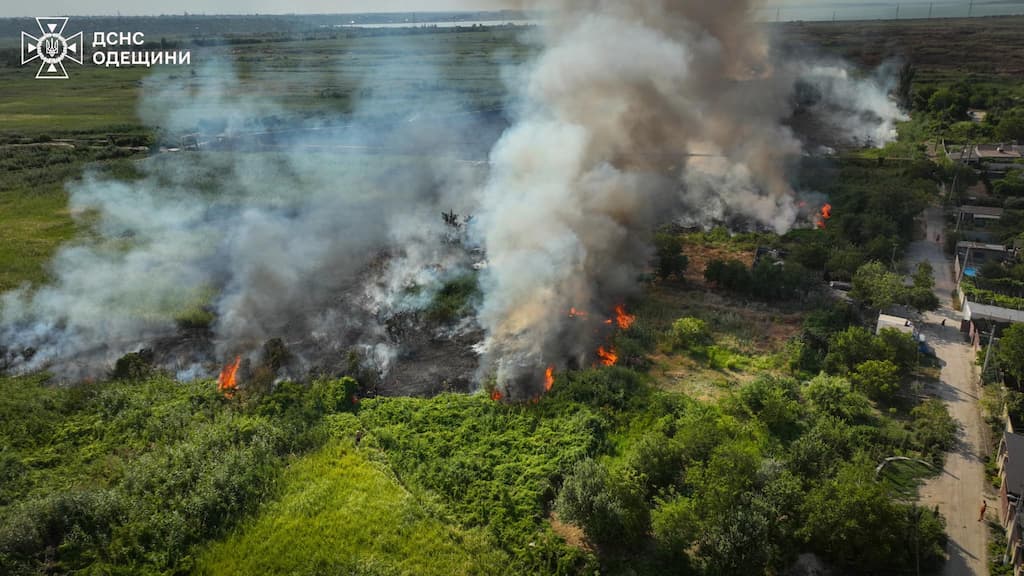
xmin=1005 ymin=432 xmax=1024 ymax=497
xmin=964 ymin=301 xmax=1024 ymax=323
xmin=958 ymin=205 xmax=1005 ymax=218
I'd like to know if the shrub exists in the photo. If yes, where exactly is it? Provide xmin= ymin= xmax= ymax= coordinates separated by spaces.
xmin=624 ymin=433 xmax=685 ymax=497
xmin=671 ymin=317 xmax=711 ymax=350
xmin=703 ymin=259 xmax=750 ymax=291
xmin=654 ymin=233 xmax=688 ymax=280
xmin=111 ymin=349 xmax=155 ymax=380
xmin=651 ymin=495 xmax=699 ymax=558
xmin=555 ymin=459 xmax=648 ymax=549
xmin=851 ymin=359 xmax=902 ymax=402
xmin=911 ymin=399 xmax=958 ymax=465
xmin=803 ymin=374 xmax=870 ymax=422
xmin=310 ymin=377 xmax=360 ymax=415
xmin=426 ymin=274 xmax=479 ymax=322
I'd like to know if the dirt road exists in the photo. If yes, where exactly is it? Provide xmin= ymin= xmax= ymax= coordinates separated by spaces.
xmin=908 ymin=205 xmax=988 ymax=576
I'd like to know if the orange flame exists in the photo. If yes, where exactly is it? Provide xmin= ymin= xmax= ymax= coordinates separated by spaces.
xmin=614 ymin=305 xmax=635 ymax=330
xmin=491 ymin=388 xmax=503 ymax=401
xmin=217 ymin=356 xmax=241 ymax=399
xmin=817 ymin=203 xmax=832 ymax=229
xmin=544 ymin=365 xmax=555 ymax=392
xmin=568 ymin=307 xmax=588 ymax=319
xmin=597 ymin=346 xmax=618 ymax=366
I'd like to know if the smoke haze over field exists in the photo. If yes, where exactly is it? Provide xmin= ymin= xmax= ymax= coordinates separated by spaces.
xmin=1 ymin=2 xmax=906 ymax=392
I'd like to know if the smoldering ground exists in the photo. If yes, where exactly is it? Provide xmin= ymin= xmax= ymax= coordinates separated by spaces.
xmin=1 ymin=2 xmax=907 ymax=395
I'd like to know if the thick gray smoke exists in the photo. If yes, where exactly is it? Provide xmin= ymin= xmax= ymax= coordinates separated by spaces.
xmin=0 ymin=60 xmax=485 ymax=380
xmin=1 ymin=3 xmax=907 ymax=392
xmin=473 ymin=0 xmax=801 ymax=390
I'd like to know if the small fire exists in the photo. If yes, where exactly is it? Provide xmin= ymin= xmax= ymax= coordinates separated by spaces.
xmin=816 ymin=203 xmax=832 ymax=229
xmin=544 ymin=365 xmax=555 ymax=392
xmin=491 ymin=388 xmax=503 ymax=401
xmin=597 ymin=346 xmax=618 ymax=366
xmin=614 ymin=305 xmax=635 ymax=330
xmin=217 ymin=356 xmax=241 ymax=399
xmin=568 ymin=307 xmax=588 ymax=319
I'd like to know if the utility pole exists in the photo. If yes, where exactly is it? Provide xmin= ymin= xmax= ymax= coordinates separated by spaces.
xmin=928 ymin=3 xmax=933 ymax=18
xmin=969 ymin=0 xmax=974 ymax=17
xmin=896 ymin=4 xmax=900 ymax=19
xmin=982 ymin=324 xmax=997 ymax=383
xmin=956 ymin=246 xmax=972 ymax=288
xmin=776 ymin=6 xmax=781 ymax=22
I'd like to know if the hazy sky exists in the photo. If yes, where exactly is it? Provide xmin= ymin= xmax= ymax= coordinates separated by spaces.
xmin=1 ymin=0 xmax=515 ymax=18
xmin=0 ymin=0 xmax=975 ymax=18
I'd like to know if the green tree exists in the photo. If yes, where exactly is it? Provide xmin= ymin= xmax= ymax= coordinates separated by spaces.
xmin=823 ymin=326 xmax=877 ymax=374
xmin=906 ymin=261 xmax=939 ymax=310
xmin=995 ymin=109 xmax=1024 ymax=142
xmin=912 ymin=261 xmax=934 ymax=291
xmin=704 ymin=259 xmax=750 ymax=292
xmin=911 ymin=398 xmax=958 ymax=464
xmin=800 ymin=457 xmax=944 ymax=571
xmin=851 ymin=261 xmax=904 ymax=309
xmin=555 ymin=459 xmax=648 ymax=548
xmin=699 ymin=501 xmax=774 ymax=575
xmin=851 ymin=359 xmax=902 ymax=402
xmin=896 ymin=62 xmax=915 ymax=111
xmin=998 ymin=324 xmax=1024 ymax=385
xmin=737 ymin=377 xmax=804 ymax=440
xmin=624 ymin=433 xmax=685 ymax=497
xmin=994 ymin=170 xmax=1024 ymax=197
xmin=875 ymin=328 xmax=919 ymax=375
xmin=803 ymin=374 xmax=871 ymax=421
xmin=654 ymin=233 xmax=688 ymax=280
xmin=651 ymin=495 xmax=699 ymax=558
xmin=686 ymin=438 xmax=762 ymax=520
xmin=826 ymin=248 xmax=867 ymax=281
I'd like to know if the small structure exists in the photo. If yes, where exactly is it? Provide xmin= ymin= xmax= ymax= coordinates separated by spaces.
xmin=956 ymin=206 xmax=1005 ymax=241
xmin=998 ymin=432 xmax=1024 ymax=574
xmin=962 ymin=302 xmax=1024 ymax=349
xmin=955 ymin=241 xmax=1009 ymax=280
xmin=975 ymin=144 xmax=1024 ymax=161
xmin=968 ymin=109 xmax=989 ymax=124
xmin=180 ymin=133 xmax=200 ymax=151
xmin=957 ymin=205 xmax=1005 ymax=223
xmin=876 ymin=313 xmax=916 ymax=337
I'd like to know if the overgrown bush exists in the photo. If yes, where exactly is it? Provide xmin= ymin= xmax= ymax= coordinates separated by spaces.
xmin=671 ymin=317 xmax=711 ymax=350
xmin=555 ymin=459 xmax=648 ymax=549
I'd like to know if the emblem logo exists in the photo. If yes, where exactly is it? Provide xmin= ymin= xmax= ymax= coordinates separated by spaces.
xmin=21 ymin=17 xmax=84 ymax=79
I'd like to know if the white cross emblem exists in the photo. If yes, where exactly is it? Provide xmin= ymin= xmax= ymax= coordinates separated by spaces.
xmin=21 ymin=17 xmax=84 ymax=79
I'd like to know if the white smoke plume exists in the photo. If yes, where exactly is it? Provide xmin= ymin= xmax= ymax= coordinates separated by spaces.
xmin=794 ymin=63 xmax=908 ymax=147
xmin=473 ymin=0 xmax=806 ymax=390
xmin=1 ymin=3 xmax=909 ymax=394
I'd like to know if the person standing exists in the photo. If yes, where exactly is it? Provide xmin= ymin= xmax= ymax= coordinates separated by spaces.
xmin=979 ymin=500 xmax=987 ymax=521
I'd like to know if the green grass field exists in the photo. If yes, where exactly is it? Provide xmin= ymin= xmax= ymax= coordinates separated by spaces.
xmin=0 ymin=66 xmax=149 ymax=134
xmin=196 ymin=435 xmax=506 ymax=576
